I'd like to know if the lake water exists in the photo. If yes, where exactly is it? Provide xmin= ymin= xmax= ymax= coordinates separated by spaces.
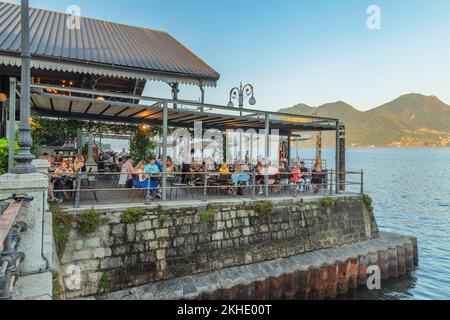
xmin=296 ymin=147 xmax=450 ymax=300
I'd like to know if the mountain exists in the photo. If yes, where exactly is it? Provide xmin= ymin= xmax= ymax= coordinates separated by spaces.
xmin=279 ymin=94 xmax=450 ymax=148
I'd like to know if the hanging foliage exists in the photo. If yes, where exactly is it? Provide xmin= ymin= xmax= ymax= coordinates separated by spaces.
xmin=130 ymin=130 xmax=157 ymax=163
xmin=30 ymin=117 xmax=162 ymax=158
xmin=0 ymin=138 xmax=19 ymax=175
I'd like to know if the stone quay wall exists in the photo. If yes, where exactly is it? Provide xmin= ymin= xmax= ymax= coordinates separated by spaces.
xmin=101 ymin=232 xmax=418 ymax=300
xmin=58 ymin=195 xmax=379 ymax=298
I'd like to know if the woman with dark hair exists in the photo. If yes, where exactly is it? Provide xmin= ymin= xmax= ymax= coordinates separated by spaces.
xmin=311 ymin=161 xmax=325 ymax=193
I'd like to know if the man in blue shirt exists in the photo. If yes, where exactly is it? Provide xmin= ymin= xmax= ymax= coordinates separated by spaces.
xmin=143 ymin=158 xmax=161 ymax=198
xmin=144 ymin=158 xmax=160 ymax=174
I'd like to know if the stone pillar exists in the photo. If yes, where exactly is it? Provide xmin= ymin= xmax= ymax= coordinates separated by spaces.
xmin=0 ymin=173 xmax=49 ymax=273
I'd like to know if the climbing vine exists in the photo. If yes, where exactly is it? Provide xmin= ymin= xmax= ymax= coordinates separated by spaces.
xmin=29 ymin=117 xmax=162 ymax=158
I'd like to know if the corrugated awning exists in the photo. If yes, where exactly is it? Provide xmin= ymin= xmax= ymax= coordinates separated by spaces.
xmin=0 ymin=1 xmax=220 ymax=86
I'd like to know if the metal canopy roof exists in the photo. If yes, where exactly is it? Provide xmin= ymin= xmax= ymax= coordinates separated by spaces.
xmin=28 ymin=84 xmax=338 ymax=135
xmin=0 ymin=1 xmax=220 ymax=86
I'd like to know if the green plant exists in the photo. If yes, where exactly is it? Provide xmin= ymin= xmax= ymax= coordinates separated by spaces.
xmin=98 ymin=273 xmax=111 ymax=294
xmin=96 ymin=260 xmax=102 ymax=273
xmin=130 ymin=131 xmax=157 ymax=164
xmin=363 ymin=194 xmax=374 ymax=214
xmin=0 ymin=138 xmax=18 ymax=175
xmin=319 ymin=197 xmax=337 ymax=209
xmin=51 ymin=205 xmax=73 ymax=259
xmin=199 ymin=208 xmax=215 ymax=223
xmin=158 ymin=214 xmax=170 ymax=226
xmin=253 ymin=201 xmax=273 ymax=216
xmin=121 ymin=208 xmax=145 ymax=224
xmin=52 ymin=271 xmax=64 ymax=300
xmin=76 ymin=208 xmax=109 ymax=237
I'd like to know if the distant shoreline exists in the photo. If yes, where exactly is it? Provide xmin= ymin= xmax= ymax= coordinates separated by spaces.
xmin=298 ymin=146 xmax=450 ymax=150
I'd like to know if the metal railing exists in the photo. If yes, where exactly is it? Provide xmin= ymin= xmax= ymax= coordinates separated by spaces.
xmin=0 ymin=194 xmax=33 ymax=300
xmin=49 ymin=170 xmax=364 ymax=208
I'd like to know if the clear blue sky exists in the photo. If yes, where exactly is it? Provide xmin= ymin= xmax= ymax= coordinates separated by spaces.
xmin=8 ymin=0 xmax=450 ymax=111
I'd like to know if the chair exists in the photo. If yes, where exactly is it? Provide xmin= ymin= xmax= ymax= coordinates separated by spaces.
xmin=217 ymin=174 xmax=232 ymax=196
xmin=80 ymin=168 xmax=98 ymax=203
xmin=277 ymin=173 xmax=290 ymax=195
xmin=268 ymin=175 xmax=280 ymax=195
xmin=169 ymin=175 xmax=193 ymax=200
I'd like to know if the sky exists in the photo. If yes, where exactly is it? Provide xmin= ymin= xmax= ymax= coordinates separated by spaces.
xmin=7 ymin=0 xmax=450 ymax=111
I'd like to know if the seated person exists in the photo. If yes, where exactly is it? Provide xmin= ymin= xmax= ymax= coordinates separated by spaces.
xmin=73 ymin=155 xmax=85 ymax=172
xmin=143 ymin=158 xmax=161 ymax=198
xmin=256 ymin=161 xmax=266 ymax=195
xmin=50 ymin=161 xmax=73 ymax=203
xmin=166 ymin=158 xmax=175 ymax=173
xmin=132 ymin=161 xmax=147 ymax=188
xmin=232 ymin=165 xmax=250 ymax=187
xmin=299 ymin=161 xmax=310 ymax=177
xmin=218 ymin=163 xmax=230 ymax=174
xmin=267 ymin=162 xmax=280 ymax=194
xmin=156 ymin=156 xmax=163 ymax=172
xmin=205 ymin=158 xmax=216 ymax=171
xmin=311 ymin=162 xmax=325 ymax=193
xmin=290 ymin=163 xmax=306 ymax=191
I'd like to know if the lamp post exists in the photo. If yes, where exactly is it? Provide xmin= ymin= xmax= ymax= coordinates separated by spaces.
xmin=228 ymin=82 xmax=256 ymax=116
xmin=11 ymin=0 xmax=36 ymax=174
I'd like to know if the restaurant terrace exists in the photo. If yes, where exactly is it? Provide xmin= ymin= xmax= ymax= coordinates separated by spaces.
xmin=0 ymin=1 xmax=352 ymax=209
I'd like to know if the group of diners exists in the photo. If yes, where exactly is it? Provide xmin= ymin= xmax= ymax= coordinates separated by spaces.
xmin=41 ymin=149 xmax=328 ymax=203
xmin=117 ymin=152 xmax=328 ymax=199
xmin=41 ymin=153 xmax=86 ymax=204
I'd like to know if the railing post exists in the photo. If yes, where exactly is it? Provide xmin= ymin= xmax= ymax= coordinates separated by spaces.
xmin=162 ymin=101 xmax=168 ymax=202
xmin=293 ymin=177 xmax=298 ymax=198
xmin=330 ymin=170 xmax=334 ymax=195
xmin=145 ymin=174 xmax=151 ymax=205
xmin=335 ymin=121 xmax=340 ymax=194
xmin=360 ymin=170 xmax=364 ymax=195
xmin=203 ymin=169 xmax=208 ymax=202
xmin=251 ymin=171 xmax=256 ymax=200
xmin=74 ymin=172 xmax=81 ymax=209
xmin=264 ymin=114 xmax=270 ymax=198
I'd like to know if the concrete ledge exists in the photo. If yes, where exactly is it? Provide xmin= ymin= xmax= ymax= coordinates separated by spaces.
xmin=62 ymin=193 xmax=363 ymax=214
xmin=13 ymin=271 xmax=52 ymax=300
xmin=98 ymin=232 xmax=418 ymax=300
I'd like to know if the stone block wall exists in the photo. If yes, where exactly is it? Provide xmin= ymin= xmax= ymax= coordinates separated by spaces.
xmin=58 ymin=195 xmax=378 ymax=298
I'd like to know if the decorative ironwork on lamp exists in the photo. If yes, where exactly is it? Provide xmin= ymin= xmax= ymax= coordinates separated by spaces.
xmin=228 ymin=82 xmax=256 ymax=116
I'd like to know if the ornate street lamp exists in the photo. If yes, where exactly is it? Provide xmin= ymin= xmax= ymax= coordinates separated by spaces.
xmin=228 ymin=82 xmax=256 ymax=116
xmin=11 ymin=0 xmax=36 ymax=174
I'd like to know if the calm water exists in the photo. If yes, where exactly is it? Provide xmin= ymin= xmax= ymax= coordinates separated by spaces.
xmin=297 ymin=147 xmax=450 ymax=300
